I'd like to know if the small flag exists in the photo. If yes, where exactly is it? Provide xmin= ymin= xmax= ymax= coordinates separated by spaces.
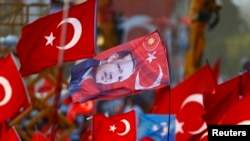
xmin=93 ymin=110 xmax=136 ymax=141
xmin=137 ymin=113 xmax=175 ymax=141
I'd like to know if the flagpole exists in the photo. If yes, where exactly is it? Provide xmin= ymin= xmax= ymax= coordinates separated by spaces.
xmin=239 ymin=71 xmax=243 ymax=96
xmin=91 ymin=0 xmax=99 ymax=140
xmin=166 ymin=85 xmax=171 ymax=141
xmin=50 ymin=0 xmax=70 ymax=140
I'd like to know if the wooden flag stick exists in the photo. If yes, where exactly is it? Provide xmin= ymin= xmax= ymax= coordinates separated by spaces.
xmin=50 ymin=0 xmax=70 ymax=140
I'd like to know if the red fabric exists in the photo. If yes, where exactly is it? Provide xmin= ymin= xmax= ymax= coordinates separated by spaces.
xmin=0 ymin=122 xmax=7 ymax=139
xmin=71 ymin=30 xmax=170 ymax=103
xmin=173 ymin=65 xmax=216 ymax=141
xmin=93 ymin=110 xmax=136 ymax=141
xmin=66 ymin=100 xmax=94 ymax=121
xmin=28 ymin=78 xmax=54 ymax=95
xmin=32 ymin=132 xmax=49 ymax=141
xmin=40 ymin=124 xmax=71 ymax=141
xmin=37 ymin=78 xmax=54 ymax=93
xmin=203 ymin=71 xmax=250 ymax=125
xmin=149 ymin=86 xmax=170 ymax=114
xmin=140 ymin=137 xmax=154 ymax=141
xmin=0 ymin=127 xmax=21 ymax=141
xmin=188 ymin=129 xmax=208 ymax=141
xmin=203 ymin=71 xmax=250 ymax=124
xmin=80 ymin=125 xmax=92 ymax=141
xmin=16 ymin=0 xmax=97 ymax=76
xmin=202 ymin=74 xmax=241 ymax=124
xmin=150 ymin=65 xmax=217 ymax=141
xmin=219 ymin=94 xmax=250 ymax=124
xmin=0 ymin=54 xmax=30 ymax=122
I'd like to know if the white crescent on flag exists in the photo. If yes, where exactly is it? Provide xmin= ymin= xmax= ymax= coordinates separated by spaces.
xmin=180 ymin=93 xmax=203 ymax=109
xmin=135 ymin=64 xmax=163 ymax=90
xmin=0 ymin=76 xmax=12 ymax=106
xmin=56 ymin=17 xmax=82 ymax=50
xmin=237 ymin=120 xmax=250 ymax=125
xmin=117 ymin=119 xmax=131 ymax=136
xmin=180 ymin=93 xmax=206 ymax=135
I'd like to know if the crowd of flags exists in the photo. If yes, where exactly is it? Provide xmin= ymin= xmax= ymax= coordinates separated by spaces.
xmin=91 ymin=110 xmax=175 ymax=141
xmin=1 ymin=0 xmax=250 ymax=141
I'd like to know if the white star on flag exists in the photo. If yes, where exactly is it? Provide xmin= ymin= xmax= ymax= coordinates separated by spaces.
xmin=175 ymin=119 xmax=184 ymax=134
xmin=109 ymin=124 xmax=117 ymax=132
xmin=146 ymin=51 xmax=156 ymax=63
xmin=152 ymin=124 xmax=159 ymax=131
xmin=44 ymin=32 xmax=56 ymax=46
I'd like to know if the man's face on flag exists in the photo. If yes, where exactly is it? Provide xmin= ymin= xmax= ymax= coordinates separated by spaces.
xmin=95 ymin=52 xmax=135 ymax=84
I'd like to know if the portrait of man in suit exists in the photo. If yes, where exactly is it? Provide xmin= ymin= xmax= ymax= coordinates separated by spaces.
xmin=69 ymin=50 xmax=136 ymax=95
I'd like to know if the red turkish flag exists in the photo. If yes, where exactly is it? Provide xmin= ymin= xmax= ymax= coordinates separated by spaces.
xmin=0 ymin=127 xmax=21 ymax=141
xmin=37 ymin=78 xmax=54 ymax=93
xmin=150 ymin=64 xmax=217 ymax=140
xmin=16 ymin=0 xmax=97 ymax=76
xmin=93 ymin=110 xmax=136 ymax=141
xmin=202 ymin=73 xmax=242 ymax=124
xmin=70 ymin=30 xmax=170 ymax=103
xmin=204 ymin=71 xmax=250 ymax=125
xmin=0 ymin=54 xmax=30 ymax=122
xmin=173 ymin=65 xmax=216 ymax=141
xmin=66 ymin=100 xmax=94 ymax=121
xmin=219 ymin=94 xmax=250 ymax=125
xmin=28 ymin=78 xmax=55 ymax=95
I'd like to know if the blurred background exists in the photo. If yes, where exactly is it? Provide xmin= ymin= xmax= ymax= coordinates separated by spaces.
xmin=1 ymin=0 xmax=250 ymax=83
xmin=1 ymin=0 xmax=250 ymax=140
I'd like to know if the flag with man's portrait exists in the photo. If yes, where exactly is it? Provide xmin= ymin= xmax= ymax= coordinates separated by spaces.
xmin=69 ymin=30 xmax=170 ymax=103
xmin=16 ymin=0 xmax=97 ymax=76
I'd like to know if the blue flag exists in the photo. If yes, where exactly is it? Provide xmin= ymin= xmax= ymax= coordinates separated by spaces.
xmin=137 ymin=113 xmax=175 ymax=141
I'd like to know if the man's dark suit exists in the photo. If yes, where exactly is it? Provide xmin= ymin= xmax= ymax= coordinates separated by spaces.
xmin=69 ymin=58 xmax=100 ymax=94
